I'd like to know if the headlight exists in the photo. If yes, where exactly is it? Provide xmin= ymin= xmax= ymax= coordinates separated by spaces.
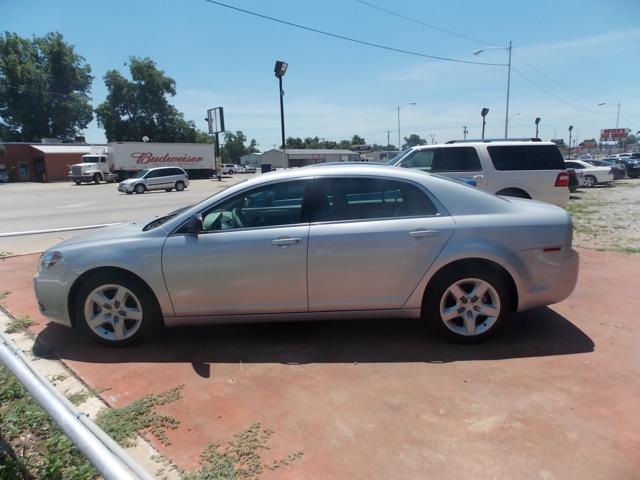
xmin=39 ymin=251 xmax=63 ymax=271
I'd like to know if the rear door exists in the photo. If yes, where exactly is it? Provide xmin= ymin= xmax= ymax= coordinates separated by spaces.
xmin=431 ymin=146 xmax=486 ymax=189
xmin=307 ymin=176 xmax=454 ymax=311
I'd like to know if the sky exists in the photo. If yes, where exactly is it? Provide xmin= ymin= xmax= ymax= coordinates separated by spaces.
xmin=2 ymin=0 xmax=640 ymax=148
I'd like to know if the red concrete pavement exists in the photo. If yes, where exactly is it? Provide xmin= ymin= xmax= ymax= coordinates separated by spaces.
xmin=1 ymin=250 xmax=639 ymax=479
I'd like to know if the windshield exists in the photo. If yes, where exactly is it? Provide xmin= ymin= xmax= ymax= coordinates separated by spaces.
xmin=386 ymin=149 xmax=411 ymax=165
xmin=131 ymin=169 xmax=149 ymax=179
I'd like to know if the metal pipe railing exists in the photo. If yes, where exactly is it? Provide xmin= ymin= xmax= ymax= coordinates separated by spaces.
xmin=0 ymin=330 xmax=154 ymax=480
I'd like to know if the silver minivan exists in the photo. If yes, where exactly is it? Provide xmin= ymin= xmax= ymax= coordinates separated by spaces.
xmin=118 ymin=167 xmax=190 ymax=194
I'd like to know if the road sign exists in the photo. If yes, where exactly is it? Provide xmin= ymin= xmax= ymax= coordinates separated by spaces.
xmin=600 ymin=128 xmax=629 ymax=141
xmin=206 ymin=107 xmax=225 ymax=135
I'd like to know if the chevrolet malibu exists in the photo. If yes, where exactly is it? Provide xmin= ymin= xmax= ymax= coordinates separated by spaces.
xmin=34 ymin=165 xmax=579 ymax=346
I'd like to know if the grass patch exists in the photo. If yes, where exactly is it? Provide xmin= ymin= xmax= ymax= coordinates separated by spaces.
xmin=606 ymin=246 xmax=640 ymax=254
xmin=0 ymin=366 xmax=96 ymax=480
xmin=66 ymin=391 xmax=90 ymax=406
xmin=0 ymin=290 xmax=10 ymax=301
xmin=4 ymin=315 xmax=35 ymax=334
xmin=185 ymin=422 xmax=304 ymax=480
xmin=95 ymin=385 xmax=183 ymax=447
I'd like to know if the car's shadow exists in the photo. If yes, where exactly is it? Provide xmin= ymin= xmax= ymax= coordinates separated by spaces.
xmin=33 ymin=307 xmax=593 ymax=377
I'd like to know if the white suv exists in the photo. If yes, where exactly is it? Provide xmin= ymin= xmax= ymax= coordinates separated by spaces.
xmin=118 ymin=167 xmax=189 ymax=194
xmin=389 ymin=140 xmax=569 ymax=207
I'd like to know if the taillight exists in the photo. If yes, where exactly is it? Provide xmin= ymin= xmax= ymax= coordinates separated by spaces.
xmin=555 ymin=171 xmax=569 ymax=187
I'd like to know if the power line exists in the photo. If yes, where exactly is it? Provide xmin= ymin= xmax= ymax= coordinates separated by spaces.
xmin=512 ymin=51 xmax=606 ymax=107
xmin=202 ymin=0 xmax=507 ymax=66
xmin=512 ymin=67 xmax=613 ymax=115
xmin=354 ymin=0 xmax=500 ymax=48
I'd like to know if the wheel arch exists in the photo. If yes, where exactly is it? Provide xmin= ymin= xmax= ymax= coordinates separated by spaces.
xmin=495 ymin=187 xmax=531 ymax=199
xmin=67 ymin=266 xmax=161 ymax=328
xmin=421 ymin=258 xmax=519 ymax=313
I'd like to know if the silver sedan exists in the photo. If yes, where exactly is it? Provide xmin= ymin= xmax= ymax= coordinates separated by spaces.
xmin=34 ymin=164 xmax=579 ymax=345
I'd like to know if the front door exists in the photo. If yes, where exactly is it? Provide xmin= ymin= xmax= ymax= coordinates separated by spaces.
xmin=162 ymin=179 xmax=313 ymax=316
xmin=307 ymin=177 xmax=454 ymax=311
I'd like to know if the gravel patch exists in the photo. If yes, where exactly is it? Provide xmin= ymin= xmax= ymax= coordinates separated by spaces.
xmin=566 ymin=179 xmax=640 ymax=253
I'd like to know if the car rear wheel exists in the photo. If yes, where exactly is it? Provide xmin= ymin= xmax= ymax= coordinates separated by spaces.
xmin=134 ymin=183 xmax=146 ymax=194
xmin=175 ymin=181 xmax=185 ymax=191
xmin=583 ymin=175 xmax=597 ymax=188
xmin=424 ymin=265 xmax=511 ymax=343
xmin=75 ymin=273 xmax=159 ymax=346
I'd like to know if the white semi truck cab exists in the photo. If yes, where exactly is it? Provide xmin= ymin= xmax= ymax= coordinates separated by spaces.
xmin=69 ymin=147 xmax=117 ymax=184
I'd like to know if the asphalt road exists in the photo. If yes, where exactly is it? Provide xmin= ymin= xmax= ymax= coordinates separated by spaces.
xmin=0 ymin=175 xmax=254 ymax=254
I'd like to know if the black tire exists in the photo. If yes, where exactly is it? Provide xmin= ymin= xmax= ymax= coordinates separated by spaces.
xmin=175 ymin=181 xmax=185 ymax=191
xmin=583 ymin=175 xmax=597 ymax=188
xmin=134 ymin=183 xmax=146 ymax=194
xmin=629 ymin=173 xmax=639 ymax=179
xmin=423 ymin=264 xmax=512 ymax=343
xmin=126 ymin=191 xmax=133 ymax=195
xmin=74 ymin=272 xmax=160 ymax=346
xmin=74 ymin=180 xmax=81 ymax=185
xmin=93 ymin=173 xmax=101 ymax=184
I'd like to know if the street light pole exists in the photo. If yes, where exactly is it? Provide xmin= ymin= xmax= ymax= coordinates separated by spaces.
xmin=481 ymin=107 xmax=489 ymax=140
xmin=473 ymin=41 xmax=512 ymax=139
xmin=535 ymin=117 xmax=541 ymax=138
xmin=568 ymin=125 xmax=573 ymax=160
xmin=397 ymin=102 xmax=416 ymax=150
xmin=274 ymin=60 xmax=288 ymax=167
xmin=616 ymin=102 xmax=621 ymax=129
xmin=463 ymin=125 xmax=468 ymax=140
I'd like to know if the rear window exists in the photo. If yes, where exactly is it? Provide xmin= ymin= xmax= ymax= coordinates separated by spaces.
xmin=432 ymin=147 xmax=482 ymax=172
xmin=488 ymin=145 xmax=564 ymax=171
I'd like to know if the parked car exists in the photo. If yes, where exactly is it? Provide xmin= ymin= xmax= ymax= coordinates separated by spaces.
xmin=220 ymin=164 xmax=236 ymax=175
xmin=584 ymin=159 xmax=626 ymax=180
xmin=233 ymin=164 xmax=246 ymax=174
xmin=388 ymin=139 xmax=569 ymax=207
xmin=243 ymin=165 xmax=257 ymax=174
xmin=34 ymin=164 xmax=578 ymax=346
xmin=0 ymin=166 xmax=8 ymax=183
xmin=609 ymin=158 xmax=640 ymax=179
xmin=117 ymin=167 xmax=189 ymax=194
xmin=564 ymin=160 xmax=614 ymax=187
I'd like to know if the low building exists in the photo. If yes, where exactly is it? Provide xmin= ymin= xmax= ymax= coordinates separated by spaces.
xmin=259 ymin=149 xmax=361 ymax=168
xmin=0 ymin=142 xmax=103 ymax=182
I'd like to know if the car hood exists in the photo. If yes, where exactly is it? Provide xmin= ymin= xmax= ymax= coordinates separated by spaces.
xmin=119 ymin=178 xmax=139 ymax=185
xmin=51 ymin=221 xmax=148 ymax=250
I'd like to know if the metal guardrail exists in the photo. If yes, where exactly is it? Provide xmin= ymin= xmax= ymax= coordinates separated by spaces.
xmin=0 ymin=330 xmax=154 ymax=480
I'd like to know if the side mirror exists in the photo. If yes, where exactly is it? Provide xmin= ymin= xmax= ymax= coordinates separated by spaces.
xmin=183 ymin=214 xmax=203 ymax=235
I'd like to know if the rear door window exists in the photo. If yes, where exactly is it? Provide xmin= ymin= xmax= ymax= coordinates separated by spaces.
xmin=432 ymin=147 xmax=482 ymax=172
xmin=488 ymin=145 xmax=564 ymax=170
xmin=316 ymin=177 xmax=438 ymax=221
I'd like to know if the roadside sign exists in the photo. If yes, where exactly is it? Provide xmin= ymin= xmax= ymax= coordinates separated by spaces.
xmin=600 ymin=128 xmax=629 ymax=141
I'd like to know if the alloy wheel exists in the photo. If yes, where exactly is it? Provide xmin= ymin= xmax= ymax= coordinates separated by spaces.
xmin=83 ymin=284 xmax=143 ymax=341
xmin=438 ymin=277 xmax=501 ymax=336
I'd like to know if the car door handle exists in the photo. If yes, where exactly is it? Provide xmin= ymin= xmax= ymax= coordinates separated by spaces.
xmin=473 ymin=174 xmax=484 ymax=179
xmin=408 ymin=229 xmax=439 ymax=238
xmin=271 ymin=237 xmax=302 ymax=246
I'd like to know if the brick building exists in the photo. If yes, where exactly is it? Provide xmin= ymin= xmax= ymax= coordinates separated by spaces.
xmin=0 ymin=143 xmax=102 ymax=182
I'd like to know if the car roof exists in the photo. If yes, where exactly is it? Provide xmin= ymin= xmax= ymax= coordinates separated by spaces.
xmin=410 ymin=140 xmax=558 ymax=149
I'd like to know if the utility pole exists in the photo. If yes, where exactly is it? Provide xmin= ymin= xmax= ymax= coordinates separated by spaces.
xmin=504 ymin=40 xmax=512 ymax=139
xmin=616 ymin=102 xmax=621 ymax=129
xmin=429 ymin=134 xmax=436 ymax=145
xmin=387 ymin=130 xmax=391 ymax=160
xmin=463 ymin=126 xmax=468 ymax=140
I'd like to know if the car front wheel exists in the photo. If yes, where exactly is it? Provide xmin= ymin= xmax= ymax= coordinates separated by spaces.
xmin=75 ymin=273 xmax=159 ymax=346
xmin=134 ymin=183 xmax=146 ymax=194
xmin=583 ymin=175 xmax=597 ymax=188
xmin=424 ymin=265 xmax=511 ymax=342
xmin=175 ymin=181 xmax=185 ymax=191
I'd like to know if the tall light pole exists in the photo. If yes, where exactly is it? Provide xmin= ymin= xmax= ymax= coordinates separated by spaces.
xmin=462 ymin=125 xmax=469 ymax=140
xmin=274 ymin=60 xmax=288 ymax=166
xmin=598 ymin=101 xmax=622 ymax=128
xmin=473 ymin=41 xmax=512 ymax=139
xmin=481 ymin=107 xmax=489 ymax=140
xmin=568 ymin=125 xmax=573 ymax=160
xmin=535 ymin=117 xmax=541 ymax=138
xmin=397 ymin=102 xmax=416 ymax=150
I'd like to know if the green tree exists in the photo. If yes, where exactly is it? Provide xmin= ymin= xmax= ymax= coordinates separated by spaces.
xmin=402 ymin=134 xmax=427 ymax=149
xmin=0 ymin=32 xmax=93 ymax=142
xmin=351 ymin=135 xmax=366 ymax=145
xmin=624 ymin=134 xmax=637 ymax=145
xmin=223 ymin=130 xmax=259 ymax=162
xmin=96 ymin=57 xmax=202 ymax=142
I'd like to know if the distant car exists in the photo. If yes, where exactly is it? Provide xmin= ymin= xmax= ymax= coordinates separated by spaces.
xmin=388 ymin=139 xmax=569 ymax=207
xmin=585 ymin=159 xmax=626 ymax=180
xmin=243 ymin=165 xmax=257 ymax=173
xmin=220 ymin=164 xmax=236 ymax=175
xmin=233 ymin=164 xmax=246 ymax=174
xmin=564 ymin=160 xmax=614 ymax=187
xmin=610 ymin=158 xmax=640 ymax=179
xmin=34 ymin=164 xmax=578 ymax=346
xmin=0 ymin=168 xmax=8 ymax=183
xmin=117 ymin=167 xmax=189 ymax=194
